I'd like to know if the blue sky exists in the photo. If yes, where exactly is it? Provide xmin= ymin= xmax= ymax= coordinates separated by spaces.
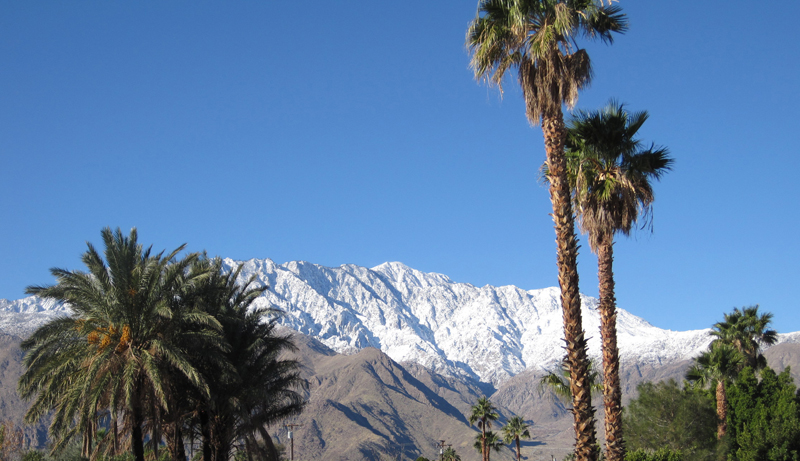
xmin=1 ymin=2 xmax=798 ymax=333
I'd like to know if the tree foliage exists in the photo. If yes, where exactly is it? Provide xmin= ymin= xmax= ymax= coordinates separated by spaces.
xmin=727 ymin=367 xmax=800 ymax=461
xmin=624 ymin=448 xmax=683 ymax=461
xmin=18 ymin=228 xmax=305 ymax=461
xmin=624 ymin=379 xmax=719 ymax=461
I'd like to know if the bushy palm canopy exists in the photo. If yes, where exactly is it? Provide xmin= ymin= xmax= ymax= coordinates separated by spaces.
xmin=710 ymin=305 xmax=777 ymax=371
xmin=467 ymin=0 xmax=627 ymax=124
xmin=564 ymin=101 xmax=673 ymax=251
xmin=473 ymin=431 xmax=503 ymax=459
xmin=442 ymin=446 xmax=461 ymax=461
xmin=187 ymin=257 xmax=305 ymax=461
xmin=18 ymin=228 xmax=217 ymax=460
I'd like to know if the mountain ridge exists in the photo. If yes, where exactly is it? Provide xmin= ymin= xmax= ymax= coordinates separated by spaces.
xmin=4 ymin=258 xmax=797 ymax=386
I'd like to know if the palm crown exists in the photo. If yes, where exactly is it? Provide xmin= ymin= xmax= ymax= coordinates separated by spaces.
xmin=564 ymin=101 xmax=673 ymax=251
xmin=467 ymin=0 xmax=627 ymax=124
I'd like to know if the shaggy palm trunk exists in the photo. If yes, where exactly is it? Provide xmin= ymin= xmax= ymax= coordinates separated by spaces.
xmin=515 ymin=437 xmax=521 ymax=461
xmin=598 ymin=240 xmax=624 ymax=461
xmin=165 ymin=419 xmax=186 ymax=461
xmin=715 ymin=379 xmax=727 ymax=439
xmin=542 ymin=110 xmax=597 ymax=461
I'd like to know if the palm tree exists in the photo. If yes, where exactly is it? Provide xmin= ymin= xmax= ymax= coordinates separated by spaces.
xmin=686 ymin=343 xmax=744 ymax=439
xmin=502 ymin=416 xmax=531 ymax=461
xmin=467 ymin=5 xmax=627 ymax=460
xmin=442 ymin=446 xmax=461 ymax=461
xmin=538 ymin=357 xmax=603 ymax=402
xmin=562 ymin=101 xmax=673 ymax=461
xmin=18 ymin=228 xmax=215 ymax=461
xmin=710 ymin=305 xmax=777 ymax=371
xmin=469 ymin=397 xmax=499 ymax=461
xmin=187 ymin=258 xmax=306 ymax=461
xmin=473 ymin=431 xmax=503 ymax=461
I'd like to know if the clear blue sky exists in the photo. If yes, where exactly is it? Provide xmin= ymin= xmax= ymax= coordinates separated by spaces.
xmin=1 ymin=2 xmax=798 ymax=333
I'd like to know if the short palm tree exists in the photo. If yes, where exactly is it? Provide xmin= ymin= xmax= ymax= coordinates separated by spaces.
xmin=468 ymin=5 xmax=627 ymax=460
xmin=469 ymin=397 xmax=499 ymax=461
xmin=442 ymin=446 xmax=461 ymax=461
xmin=473 ymin=431 xmax=503 ymax=461
xmin=710 ymin=305 xmax=777 ymax=371
xmin=502 ymin=416 xmax=531 ymax=461
xmin=686 ymin=343 xmax=744 ymax=439
xmin=538 ymin=357 xmax=603 ymax=402
xmin=18 ymin=228 xmax=214 ymax=461
xmin=563 ymin=101 xmax=673 ymax=461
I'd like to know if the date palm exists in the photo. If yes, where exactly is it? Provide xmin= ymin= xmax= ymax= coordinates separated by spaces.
xmin=710 ymin=305 xmax=777 ymax=371
xmin=686 ymin=343 xmax=744 ymax=439
xmin=187 ymin=258 xmax=305 ymax=461
xmin=563 ymin=101 xmax=673 ymax=461
xmin=469 ymin=397 xmax=499 ymax=461
xmin=467 ymin=4 xmax=626 ymax=460
xmin=501 ymin=416 xmax=531 ymax=461
xmin=18 ymin=228 xmax=214 ymax=461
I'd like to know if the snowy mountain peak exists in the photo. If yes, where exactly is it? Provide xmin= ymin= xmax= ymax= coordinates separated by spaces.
xmin=3 ymin=258 xmax=792 ymax=385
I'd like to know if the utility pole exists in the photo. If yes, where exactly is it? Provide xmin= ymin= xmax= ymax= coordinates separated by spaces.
xmin=437 ymin=440 xmax=446 ymax=461
xmin=284 ymin=423 xmax=303 ymax=461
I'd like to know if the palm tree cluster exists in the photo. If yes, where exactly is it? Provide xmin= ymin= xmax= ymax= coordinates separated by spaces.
xmin=467 ymin=2 xmax=674 ymax=461
xmin=686 ymin=305 xmax=777 ymax=439
xmin=469 ymin=398 xmax=531 ymax=461
xmin=17 ymin=227 xmax=305 ymax=461
xmin=467 ymin=1 xmax=627 ymax=454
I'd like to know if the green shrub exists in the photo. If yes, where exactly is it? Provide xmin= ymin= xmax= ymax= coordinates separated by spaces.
xmin=625 ymin=448 xmax=683 ymax=461
xmin=21 ymin=450 xmax=47 ymax=461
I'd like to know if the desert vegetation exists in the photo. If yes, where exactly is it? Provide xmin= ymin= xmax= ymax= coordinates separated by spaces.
xmin=16 ymin=228 xmax=305 ymax=461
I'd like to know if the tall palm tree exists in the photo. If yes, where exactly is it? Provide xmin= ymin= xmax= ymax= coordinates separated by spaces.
xmin=710 ymin=305 xmax=777 ymax=371
xmin=467 ymin=4 xmax=626 ymax=460
xmin=685 ymin=343 xmax=744 ymax=439
xmin=18 ymin=228 xmax=214 ymax=461
xmin=469 ymin=397 xmax=499 ymax=461
xmin=473 ymin=431 xmax=503 ymax=461
xmin=501 ymin=416 xmax=531 ymax=461
xmin=562 ymin=101 xmax=673 ymax=461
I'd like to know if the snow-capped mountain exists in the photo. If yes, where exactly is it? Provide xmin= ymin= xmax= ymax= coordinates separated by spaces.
xmin=3 ymin=259 xmax=797 ymax=385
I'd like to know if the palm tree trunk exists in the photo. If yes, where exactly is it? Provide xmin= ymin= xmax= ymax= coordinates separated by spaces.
xmin=112 ymin=411 xmax=119 ymax=456
xmin=598 ymin=239 xmax=624 ymax=461
xmin=165 ymin=419 xmax=186 ymax=461
xmin=131 ymin=397 xmax=146 ymax=461
xmin=716 ymin=379 xmax=727 ymax=439
xmin=542 ymin=111 xmax=597 ymax=461
xmin=515 ymin=437 xmax=521 ymax=461
xmin=200 ymin=410 xmax=212 ymax=461
xmin=257 ymin=426 xmax=281 ymax=461
xmin=482 ymin=422 xmax=487 ymax=461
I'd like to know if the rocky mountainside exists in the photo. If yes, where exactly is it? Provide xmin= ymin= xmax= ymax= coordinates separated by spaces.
xmin=5 ymin=258 xmax=799 ymax=386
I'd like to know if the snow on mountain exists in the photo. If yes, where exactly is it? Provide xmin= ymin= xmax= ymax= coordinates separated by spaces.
xmin=2 ymin=259 xmax=792 ymax=385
